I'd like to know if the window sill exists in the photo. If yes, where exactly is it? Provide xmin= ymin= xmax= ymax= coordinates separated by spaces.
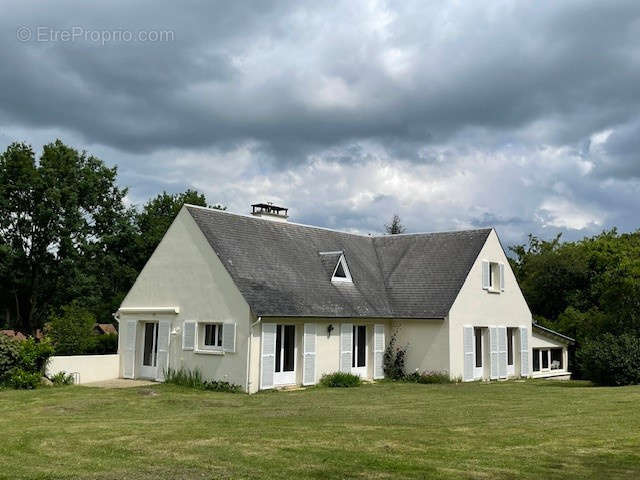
xmin=486 ymin=288 xmax=501 ymax=294
xmin=194 ymin=348 xmax=224 ymax=355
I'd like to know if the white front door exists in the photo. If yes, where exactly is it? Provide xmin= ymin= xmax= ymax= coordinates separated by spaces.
xmin=273 ymin=324 xmax=296 ymax=385
xmin=351 ymin=325 xmax=367 ymax=377
xmin=139 ymin=322 xmax=159 ymax=379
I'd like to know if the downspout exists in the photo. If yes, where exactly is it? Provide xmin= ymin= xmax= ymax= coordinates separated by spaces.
xmin=246 ymin=316 xmax=261 ymax=394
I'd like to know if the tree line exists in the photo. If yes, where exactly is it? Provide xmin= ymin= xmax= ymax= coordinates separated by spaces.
xmin=0 ymin=140 xmax=222 ymax=333
xmin=2 ymin=140 xmax=639 ymax=369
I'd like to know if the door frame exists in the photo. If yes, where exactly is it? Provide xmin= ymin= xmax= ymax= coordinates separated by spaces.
xmin=351 ymin=324 xmax=368 ymax=378
xmin=506 ymin=327 xmax=515 ymax=376
xmin=138 ymin=321 xmax=159 ymax=379
xmin=473 ymin=327 xmax=484 ymax=380
xmin=273 ymin=324 xmax=297 ymax=386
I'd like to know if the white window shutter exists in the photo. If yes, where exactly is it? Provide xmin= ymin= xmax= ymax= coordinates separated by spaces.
xmin=373 ymin=324 xmax=385 ymax=379
xmin=261 ymin=323 xmax=276 ymax=389
xmin=463 ymin=326 xmax=474 ymax=382
xmin=182 ymin=321 xmax=195 ymax=350
xmin=303 ymin=323 xmax=317 ymax=385
xmin=222 ymin=323 xmax=236 ymax=353
xmin=123 ymin=320 xmax=137 ymax=379
xmin=520 ymin=327 xmax=529 ymax=377
xmin=489 ymin=326 xmax=499 ymax=380
xmin=340 ymin=323 xmax=353 ymax=373
xmin=498 ymin=326 xmax=507 ymax=378
xmin=500 ymin=263 xmax=505 ymax=291
xmin=155 ymin=321 xmax=171 ymax=381
xmin=482 ymin=261 xmax=490 ymax=290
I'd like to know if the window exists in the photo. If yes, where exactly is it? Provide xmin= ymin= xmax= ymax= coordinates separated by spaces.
xmin=474 ymin=327 xmax=483 ymax=368
xmin=204 ymin=323 xmax=223 ymax=348
xmin=541 ymin=349 xmax=549 ymax=369
xmin=275 ymin=324 xmax=295 ymax=374
xmin=533 ymin=348 xmax=540 ymax=371
xmin=352 ymin=325 xmax=366 ymax=368
xmin=488 ymin=263 xmax=494 ymax=288
xmin=331 ymin=254 xmax=353 ymax=283
xmin=551 ymin=349 xmax=562 ymax=370
xmin=483 ymin=261 xmax=504 ymax=292
xmin=507 ymin=328 xmax=514 ymax=366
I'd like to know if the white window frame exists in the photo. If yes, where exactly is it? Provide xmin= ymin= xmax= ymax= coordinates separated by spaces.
xmin=195 ymin=322 xmax=224 ymax=354
xmin=273 ymin=324 xmax=297 ymax=386
xmin=532 ymin=348 xmax=556 ymax=372
xmin=331 ymin=254 xmax=353 ymax=283
xmin=488 ymin=262 xmax=500 ymax=292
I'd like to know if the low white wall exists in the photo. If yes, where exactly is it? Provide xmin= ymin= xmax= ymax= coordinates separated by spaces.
xmin=47 ymin=354 xmax=119 ymax=384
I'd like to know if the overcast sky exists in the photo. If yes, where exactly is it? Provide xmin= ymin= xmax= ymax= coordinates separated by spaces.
xmin=1 ymin=0 xmax=639 ymax=246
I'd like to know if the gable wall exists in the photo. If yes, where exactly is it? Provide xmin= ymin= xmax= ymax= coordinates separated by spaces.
xmin=118 ymin=207 xmax=252 ymax=389
xmin=447 ymin=229 xmax=532 ymax=378
xmin=531 ymin=330 xmax=569 ymax=349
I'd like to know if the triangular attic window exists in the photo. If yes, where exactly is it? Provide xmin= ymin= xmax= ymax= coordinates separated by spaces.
xmin=332 ymin=254 xmax=352 ymax=283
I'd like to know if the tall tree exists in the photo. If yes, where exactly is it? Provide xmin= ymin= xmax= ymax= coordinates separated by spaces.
xmin=385 ymin=214 xmax=406 ymax=235
xmin=0 ymin=141 xmax=131 ymax=332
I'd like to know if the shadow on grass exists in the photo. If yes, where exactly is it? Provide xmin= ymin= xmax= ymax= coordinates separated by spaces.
xmin=526 ymin=379 xmax=594 ymax=388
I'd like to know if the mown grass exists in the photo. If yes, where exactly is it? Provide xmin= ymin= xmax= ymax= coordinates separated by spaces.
xmin=1 ymin=380 xmax=640 ymax=479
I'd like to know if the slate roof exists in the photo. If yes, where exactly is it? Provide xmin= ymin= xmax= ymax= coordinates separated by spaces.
xmin=186 ymin=205 xmax=492 ymax=319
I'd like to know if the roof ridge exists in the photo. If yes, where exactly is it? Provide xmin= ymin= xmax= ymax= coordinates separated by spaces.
xmin=185 ymin=204 xmax=494 ymax=239
xmin=184 ymin=204 xmax=372 ymax=238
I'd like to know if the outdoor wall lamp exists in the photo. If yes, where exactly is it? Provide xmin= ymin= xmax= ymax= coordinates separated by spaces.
xmin=327 ymin=324 xmax=334 ymax=337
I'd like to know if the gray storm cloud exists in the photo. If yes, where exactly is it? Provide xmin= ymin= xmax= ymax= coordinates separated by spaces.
xmin=1 ymin=0 xmax=639 ymax=245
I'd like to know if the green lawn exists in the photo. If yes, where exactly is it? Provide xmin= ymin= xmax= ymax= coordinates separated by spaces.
xmin=1 ymin=380 xmax=640 ymax=479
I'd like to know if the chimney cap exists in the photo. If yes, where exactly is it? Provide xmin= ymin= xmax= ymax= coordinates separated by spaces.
xmin=251 ymin=202 xmax=289 ymax=221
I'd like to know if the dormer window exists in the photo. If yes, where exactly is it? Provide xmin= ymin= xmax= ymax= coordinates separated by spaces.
xmin=332 ymin=254 xmax=352 ymax=283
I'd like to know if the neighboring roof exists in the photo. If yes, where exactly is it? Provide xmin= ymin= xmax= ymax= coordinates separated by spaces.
xmin=532 ymin=323 xmax=575 ymax=344
xmin=186 ymin=205 xmax=492 ymax=319
xmin=94 ymin=323 xmax=118 ymax=335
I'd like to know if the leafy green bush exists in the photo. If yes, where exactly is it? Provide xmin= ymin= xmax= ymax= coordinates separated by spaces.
xmin=0 ymin=334 xmax=21 ymax=381
xmin=18 ymin=337 xmax=54 ymax=375
xmin=85 ymin=333 xmax=118 ymax=354
xmin=49 ymin=371 xmax=75 ymax=386
xmin=1 ymin=335 xmax=54 ymax=389
xmin=47 ymin=303 xmax=96 ymax=355
xmin=404 ymin=370 xmax=455 ymax=384
xmin=7 ymin=368 xmax=42 ymax=389
xmin=319 ymin=372 xmax=361 ymax=388
xmin=164 ymin=367 xmax=241 ymax=393
xmin=383 ymin=330 xmax=406 ymax=380
xmin=578 ymin=333 xmax=640 ymax=386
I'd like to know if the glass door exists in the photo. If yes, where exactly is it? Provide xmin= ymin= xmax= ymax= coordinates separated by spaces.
xmin=351 ymin=325 xmax=367 ymax=377
xmin=273 ymin=324 xmax=296 ymax=385
xmin=139 ymin=322 xmax=158 ymax=379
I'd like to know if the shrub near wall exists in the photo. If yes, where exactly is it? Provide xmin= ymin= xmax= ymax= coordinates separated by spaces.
xmin=579 ymin=333 xmax=640 ymax=386
xmin=0 ymin=335 xmax=54 ymax=389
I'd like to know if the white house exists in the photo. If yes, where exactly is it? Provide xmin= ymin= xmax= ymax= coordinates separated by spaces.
xmin=115 ymin=203 xmax=573 ymax=393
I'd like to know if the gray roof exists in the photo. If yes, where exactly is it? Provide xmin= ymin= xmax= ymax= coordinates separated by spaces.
xmin=532 ymin=323 xmax=575 ymax=344
xmin=186 ymin=206 xmax=491 ymax=319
